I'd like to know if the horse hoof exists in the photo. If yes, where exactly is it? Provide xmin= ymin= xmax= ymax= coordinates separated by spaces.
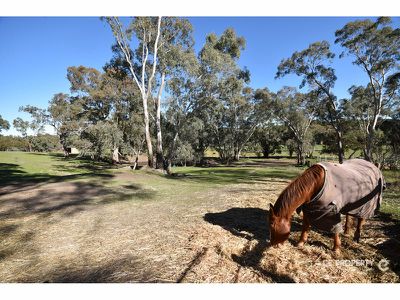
xmin=353 ymin=233 xmax=361 ymax=243
xmin=332 ymin=248 xmax=341 ymax=256
xmin=296 ymin=241 xmax=305 ymax=247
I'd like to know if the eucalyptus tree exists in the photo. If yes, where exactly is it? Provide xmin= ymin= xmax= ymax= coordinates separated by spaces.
xmin=0 ymin=115 xmax=10 ymax=134
xmin=163 ymin=52 xmax=202 ymax=170
xmin=253 ymin=122 xmax=285 ymax=158
xmin=195 ymin=28 xmax=259 ymax=161
xmin=105 ymin=17 xmax=194 ymax=169
xmin=12 ymin=117 xmax=31 ymax=151
xmin=276 ymin=41 xmax=345 ymax=163
xmin=67 ymin=65 xmax=143 ymax=163
xmin=105 ymin=17 xmax=160 ymax=167
xmin=47 ymin=93 xmax=84 ymax=156
xmin=271 ymin=87 xmax=316 ymax=165
xmin=335 ymin=17 xmax=400 ymax=162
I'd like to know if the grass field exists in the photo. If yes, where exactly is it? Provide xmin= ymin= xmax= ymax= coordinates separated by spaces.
xmin=0 ymin=151 xmax=399 ymax=283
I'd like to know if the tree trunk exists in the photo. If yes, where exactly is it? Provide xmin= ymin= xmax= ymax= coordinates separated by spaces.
xmin=262 ymin=144 xmax=270 ymax=158
xmin=112 ymin=147 xmax=119 ymax=164
xmin=155 ymin=73 xmax=166 ymax=170
xmin=336 ymin=130 xmax=345 ymax=164
xmin=234 ymin=148 xmax=241 ymax=161
xmin=364 ymin=126 xmax=374 ymax=162
xmin=348 ymin=149 xmax=357 ymax=159
xmin=143 ymin=95 xmax=154 ymax=168
xmin=296 ymin=141 xmax=305 ymax=165
xmin=63 ymin=145 xmax=69 ymax=157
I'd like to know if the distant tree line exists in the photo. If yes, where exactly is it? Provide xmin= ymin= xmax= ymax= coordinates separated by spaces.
xmin=1 ymin=17 xmax=399 ymax=169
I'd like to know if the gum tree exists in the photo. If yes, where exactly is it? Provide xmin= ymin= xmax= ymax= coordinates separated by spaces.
xmin=335 ymin=17 xmax=400 ymax=162
xmin=276 ymin=41 xmax=345 ymax=163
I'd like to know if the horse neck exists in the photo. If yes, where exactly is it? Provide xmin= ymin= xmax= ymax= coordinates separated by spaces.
xmin=275 ymin=168 xmax=324 ymax=220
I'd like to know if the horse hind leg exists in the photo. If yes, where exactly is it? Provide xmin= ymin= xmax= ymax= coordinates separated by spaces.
xmin=353 ymin=218 xmax=366 ymax=243
xmin=343 ymin=215 xmax=353 ymax=236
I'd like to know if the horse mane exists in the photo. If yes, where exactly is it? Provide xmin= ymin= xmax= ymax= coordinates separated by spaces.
xmin=273 ymin=164 xmax=325 ymax=218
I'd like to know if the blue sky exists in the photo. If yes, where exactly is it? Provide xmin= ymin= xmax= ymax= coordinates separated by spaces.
xmin=1 ymin=16 xmax=399 ymax=135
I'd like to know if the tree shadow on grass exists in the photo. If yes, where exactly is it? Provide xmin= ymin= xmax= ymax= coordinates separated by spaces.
xmin=204 ymin=207 xmax=296 ymax=282
xmin=18 ymin=255 xmax=157 ymax=283
xmin=0 ymin=180 xmax=156 ymax=221
xmin=168 ymin=167 xmax=301 ymax=185
xmin=0 ymin=162 xmax=115 ymax=196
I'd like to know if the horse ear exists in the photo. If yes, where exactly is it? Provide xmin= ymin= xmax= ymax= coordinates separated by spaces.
xmin=269 ymin=203 xmax=275 ymax=216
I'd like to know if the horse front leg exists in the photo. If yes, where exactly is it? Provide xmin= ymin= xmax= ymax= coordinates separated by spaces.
xmin=353 ymin=218 xmax=366 ymax=243
xmin=297 ymin=214 xmax=310 ymax=247
xmin=333 ymin=232 xmax=341 ymax=254
xmin=343 ymin=215 xmax=353 ymax=236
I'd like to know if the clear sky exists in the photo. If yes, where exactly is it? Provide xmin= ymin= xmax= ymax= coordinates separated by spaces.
xmin=1 ymin=16 xmax=399 ymax=135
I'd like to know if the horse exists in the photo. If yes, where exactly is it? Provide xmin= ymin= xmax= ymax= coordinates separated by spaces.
xmin=268 ymin=159 xmax=384 ymax=254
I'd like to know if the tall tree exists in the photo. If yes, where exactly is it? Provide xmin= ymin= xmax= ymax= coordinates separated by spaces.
xmin=105 ymin=17 xmax=162 ymax=167
xmin=47 ymin=93 xmax=83 ymax=156
xmin=151 ymin=17 xmax=195 ymax=169
xmin=253 ymin=121 xmax=285 ymax=158
xmin=12 ymin=117 xmax=31 ymax=151
xmin=335 ymin=17 xmax=400 ymax=162
xmin=276 ymin=41 xmax=345 ymax=163
xmin=195 ymin=28 xmax=257 ymax=162
xmin=271 ymin=87 xmax=316 ymax=165
xmin=67 ymin=65 xmax=143 ymax=163
xmin=0 ymin=115 xmax=10 ymax=134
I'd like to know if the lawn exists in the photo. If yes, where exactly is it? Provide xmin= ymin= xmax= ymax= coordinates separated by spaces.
xmin=0 ymin=152 xmax=399 ymax=283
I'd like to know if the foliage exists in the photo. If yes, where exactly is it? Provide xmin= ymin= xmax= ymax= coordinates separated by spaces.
xmin=276 ymin=40 xmax=346 ymax=163
xmin=0 ymin=115 xmax=10 ymax=134
xmin=335 ymin=17 xmax=400 ymax=162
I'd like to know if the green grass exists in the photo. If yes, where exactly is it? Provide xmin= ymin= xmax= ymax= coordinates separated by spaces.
xmin=171 ymin=165 xmax=303 ymax=185
xmin=1 ymin=151 xmax=399 ymax=220
xmin=381 ymin=170 xmax=400 ymax=218
xmin=0 ymin=151 xmax=114 ymax=186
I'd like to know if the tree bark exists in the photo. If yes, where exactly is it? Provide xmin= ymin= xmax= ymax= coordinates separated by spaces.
xmin=297 ymin=143 xmax=305 ymax=165
xmin=336 ymin=129 xmax=345 ymax=164
xmin=262 ymin=143 xmax=270 ymax=158
xmin=63 ymin=145 xmax=69 ymax=157
xmin=143 ymin=95 xmax=154 ymax=168
xmin=155 ymin=73 xmax=166 ymax=169
xmin=234 ymin=148 xmax=241 ymax=161
xmin=112 ymin=147 xmax=119 ymax=164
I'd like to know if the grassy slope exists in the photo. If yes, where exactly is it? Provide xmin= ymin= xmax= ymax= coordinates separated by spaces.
xmin=1 ymin=152 xmax=400 ymax=283
xmin=1 ymin=151 xmax=399 ymax=218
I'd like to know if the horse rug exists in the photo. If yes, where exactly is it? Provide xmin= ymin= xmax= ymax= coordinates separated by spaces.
xmin=297 ymin=159 xmax=384 ymax=233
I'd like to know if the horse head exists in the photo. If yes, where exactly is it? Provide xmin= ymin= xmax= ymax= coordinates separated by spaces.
xmin=269 ymin=203 xmax=290 ymax=246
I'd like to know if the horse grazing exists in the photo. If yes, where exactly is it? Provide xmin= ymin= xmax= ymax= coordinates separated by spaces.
xmin=269 ymin=159 xmax=384 ymax=253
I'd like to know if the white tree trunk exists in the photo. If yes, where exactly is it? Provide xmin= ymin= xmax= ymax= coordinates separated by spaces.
xmin=155 ymin=72 xmax=166 ymax=169
xmin=112 ymin=147 xmax=119 ymax=164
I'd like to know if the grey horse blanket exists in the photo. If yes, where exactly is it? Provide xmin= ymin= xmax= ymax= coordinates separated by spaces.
xmin=297 ymin=159 xmax=384 ymax=233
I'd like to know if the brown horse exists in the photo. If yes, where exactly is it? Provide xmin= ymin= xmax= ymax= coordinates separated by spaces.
xmin=269 ymin=159 xmax=384 ymax=254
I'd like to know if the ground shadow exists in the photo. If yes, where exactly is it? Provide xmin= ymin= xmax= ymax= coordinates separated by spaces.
xmin=20 ymin=255 xmax=156 ymax=283
xmin=204 ymin=207 xmax=295 ymax=282
xmin=0 ymin=160 xmax=115 ymax=196
xmin=168 ymin=167 xmax=300 ymax=185
xmin=372 ymin=212 xmax=400 ymax=276
xmin=204 ymin=207 xmax=269 ymax=241
xmin=0 ymin=181 xmax=156 ymax=221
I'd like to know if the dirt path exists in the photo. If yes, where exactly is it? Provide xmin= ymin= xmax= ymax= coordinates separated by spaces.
xmin=0 ymin=170 xmax=399 ymax=282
